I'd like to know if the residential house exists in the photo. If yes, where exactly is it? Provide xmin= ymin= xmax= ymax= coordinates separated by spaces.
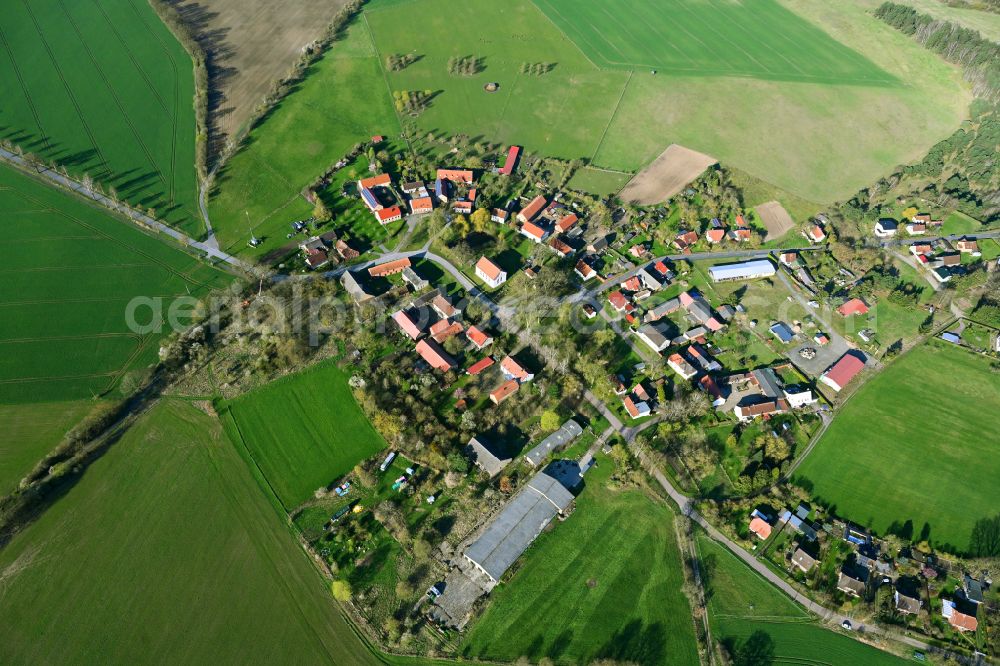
xmin=895 ymin=589 xmax=922 ymax=615
xmin=466 ymin=325 xmax=493 ymax=351
xmin=942 ymin=599 xmax=979 ymax=632
xmin=402 ymin=266 xmax=429 ymax=291
xmin=636 ymin=323 xmax=672 ymax=353
xmin=416 ymin=339 xmax=457 ymax=371
xmin=806 ymin=224 xmax=826 ymax=243
xmin=729 ymin=215 xmax=751 ymax=242
xmin=499 ymin=145 xmax=521 ymax=176
xmin=687 ymin=344 xmax=721 ymax=372
xmin=963 ymin=574 xmax=985 ymax=605
xmin=500 ymin=356 xmax=534 ymax=383
xmin=699 ymin=375 xmax=726 ymax=406
xmin=376 ymin=206 xmax=403 ymax=225
xmin=673 ymin=230 xmax=699 ymax=253
xmin=837 ymin=569 xmax=868 ymax=597
xmin=667 ymin=353 xmax=698 ymax=380
xmin=548 ymin=237 xmax=573 ymax=258
xmin=466 ymin=357 xmax=494 ymax=375
xmin=623 ymin=395 xmax=651 ymax=419
xmin=437 ymin=168 xmax=474 ymax=184
xmin=905 ymin=221 xmax=927 ymax=235
xmin=336 ymin=239 xmax=359 ymax=260
xmin=735 ymin=399 xmax=789 ymax=422
xmin=431 ymin=294 xmax=459 ymax=319
xmin=837 ymin=298 xmax=869 ymax=317
xmin=608 ymin=291 xmax=628 ymax=313
xmin=770 ymin=322 xmax=795 ymax=343
xmin=587 ymin=236 xmax=609 ymax=253
xmin=645 ymin=298 xmax=681 ymax=323
xmin=409 ymin=197 xmax=433 ymax=215
xmin=956 ymin=238 xmax=981 ymax=256
xmin=637 ymin=267 xmax=664 ymax=291
xmin=430 ymin=319 xmax=464 ymax=343
xmin=575 ymin=260 xmax=596 ymax=281
xmin=475 ymin=256 xmax=507 ymax=288
xmin=555 ymin=213 xmax=578 ymax=234
xmin=874 ymin=218 xmax=898 ymax=237
xmin=792 ymin=548 xmax=818 ymax=573
xmin=520 ymin=221 xmax=549 ymax=243
xmin=392 ymin=310 xmax=424 ymax=340
xmin=490 ymin=379 xmax=520 ymax=404
xmin=705 ymin=227 xmax=726 ymax=244
xmin=629 ymin=244 xmax=647 ymax=259
xmin=491 ymin=208 xmax=510 ymax=224
xmin=779 ymin=251 xmax=797 ymax=266
xmin=749 ymin=514 xmax=773 ymax=540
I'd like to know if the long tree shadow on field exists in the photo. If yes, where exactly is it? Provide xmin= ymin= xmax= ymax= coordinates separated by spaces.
xmin=595 ymin=619 xmax=666 ymax=666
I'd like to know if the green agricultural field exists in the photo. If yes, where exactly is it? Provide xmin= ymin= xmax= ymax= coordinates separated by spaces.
xmin=0 ymin=401 xmax=382 ymax=665
xmin=698 ymin=536 xmax=910 ymax=665
xmin=795 ymin=341 xmax=1000 ymax=552
xmin=0 ymin=400 xmax=97 ymax=495
xmin=221 ymin=360 xmax=387 ymax=509
xmin=532 ymin=0 xmax=894 ymax=84
xmin=208 ymin=20 xmax=400 ymax=257
xmin=0 ymin=0 xmax=201 ymax=235
xmin=567 ymin=166 xmax=631 ymax=196
xmin=462 ymin=458 xmax=699 ymax=666
xmin=0 ymin=164 xmax=232 ymax=404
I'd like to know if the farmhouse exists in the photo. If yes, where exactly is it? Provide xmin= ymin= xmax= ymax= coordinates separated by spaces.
xmin=518 ymin=195 xmax=548 ymax=223
xmin=376 ymin=206 xmax=403 ymax=224
xmin=708 ymin=260 xmax=776 ymax=282
xmin=735 ymin=399 xmax=788 ymax=422
xmin=409 ymin=197 xmax=433 ymax=214
xmin=429 ymin=319 xmax=464 ymax=343
xmin=437 ymin=168 xmax=474 ymax=184
xmin=369 ymin=257 xmax=411 ymax=277
xmin=463 ymin=469 xmax=574 ymax=587
xmin=490 ymin=379 xmax=520 ymax=405
xmin=806 ymin=224 xmax=827 ymax=243
xmin=465 ymin=437 xmax=511 ymax=478
xmin=416 ymin=339 xmax=457 ymax=371
xmin=820 ymin=352 xmax=866 ymax=392
xmin=500 ymin=145 xmax=521 ymax=176
xmin=475 ymin=256 xmax=507 ymax=288
xmin=491 ymin=208 xmax=510 ymax=223
xmin=431 ymin=294 xmax=459 ymax=319
xmin=358 ymin=173 xmax=392 ymax=212
xmin=837 ymin=298 xmax=869 ymax=317
xmin=466 ymin=325 xmax=493 ymax=350
xmin=645 ymin=298 xmax=681 ymax=322
xmin=525 ymin=419 xmax=583 ymax=467
xmin=636 ymin=323 xmax=672 ymax=353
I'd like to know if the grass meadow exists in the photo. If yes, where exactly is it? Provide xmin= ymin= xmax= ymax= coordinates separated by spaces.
xmin=208 ymin=20 xmax=400 ymax=256
xmin=221 ymin=360 xmax=387 ymax=509
xmin=698 ymin=536 xmax=910 ymax=665
xmin=0 ymin=401 xmax=385 ymax=665
xmin=461 ymin=457 xmax=699 ymax=666
xmin=795 ymin=341 xmax=1000 ymax=552
xmin=0 ymin=0 xmax=201 ymax=235
xmin=0 ymin=164 xmax=232 ymax=404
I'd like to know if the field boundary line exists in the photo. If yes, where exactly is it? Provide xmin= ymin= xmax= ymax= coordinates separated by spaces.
xmin=589 ymin=70 xmax=633 ymax=165
xmin=527 ymin=0 xmax=603 ymax=71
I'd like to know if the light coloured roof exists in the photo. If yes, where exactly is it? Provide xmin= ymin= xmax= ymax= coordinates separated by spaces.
xmin=525 ymin=419 xmax=583 ymax=467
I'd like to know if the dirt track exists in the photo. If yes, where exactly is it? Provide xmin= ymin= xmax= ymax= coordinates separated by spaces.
xmin=619 ymin=144 xmax=717 ymax=205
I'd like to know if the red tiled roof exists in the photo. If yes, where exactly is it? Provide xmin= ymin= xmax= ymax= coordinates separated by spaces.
xmin=749 ymin=517 xmax=772 ymax=540
xmin=837 ymin=298 xmax=869 ymax=316
xmin=809 ymin=225 xmax=826 ymax=241
xmin=430 ymin=319 xmax=463 ymax=343
xmin=623 ymin=276 xmax=642 ymax=292
xmin=466 ymin=325 xmax=492 ymax=348
xmin=368 ymin=257 xmax=411 ymax=277
xmin=522 ymin=221 xmax=546 ymax=239
xmin=376 ymin=206 xmax=402 ymax=222
xmin=949 ymin=609 xmax=979 ymax=632
xmin=519 ymin=195 xmax=548 ymax=221
xmin=490 ymin=379 xmax=520 ymax=404
xmin=359 ymin=173 xmax=391 ymax=189
xmin=476 ymin=256 xmax=503 ymax=281
xmin=392 ymin=310 xmax=423 ymax=340
xmin=556 ymin=213 xmax=578 ymax=233
xmin=466 ymin=356 xmax=495 ymax=375
xmin=416 ymin=339 xmax=456 ymax=371
xmin=699 ymin=375 xmax=723 ymax=400
xmin=436 ymin=168 xmax=474 ymax=183
xmin=409 ymin=197 xmax=433 ymax=213
xmin=500 ymin=145 xmax=521 ymax=175
xmin=576 ymin=260 xmax=595 ymax=278
xmin=706 ymin=228 xmax=725 ymax=243
xmin=548 ymin=237 xmax=572 ymax=256
xmin=500 ymin=356 xmax=531 ymax=381
xmin=608 ymin=291 xmax=627 ymax=310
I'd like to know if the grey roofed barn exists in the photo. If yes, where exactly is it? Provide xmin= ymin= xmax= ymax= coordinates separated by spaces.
xmin=525 ymin=419 xmax=583 ymax=467
xmin=463 ymin=471 xmax=574 ymax=585
xmin=466 ymin=437 xmax=512 ymax=478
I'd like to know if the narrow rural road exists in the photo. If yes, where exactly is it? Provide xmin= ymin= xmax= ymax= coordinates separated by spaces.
xmin=0 ymin=148 xmax=263 ymax=277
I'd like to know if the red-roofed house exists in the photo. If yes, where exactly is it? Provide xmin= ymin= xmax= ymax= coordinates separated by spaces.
xmin=548 ymin=237 xmax=573 ymax=258
xmin=575 ymin=260 xmax=596 ymax=281
xmin=608 ymin=291 xmax=628 ymax=312
xmin=837 ymin=298 xmax=869 ymax=317
xmin=674 ymin=230 xmax=699 ymax=252
xmin=500 ymin=356 xmax=534 ymax=382
xmin=807 ymin=225 xmax=826 ymax=243
xmin=392 ymin=310 xmax=423 ymax=340
xmin=490 ymin=379 xmax=520 ymax=404
xmin=518 ymin=195 xmax=548 ymax=223
xmin=705 ymin=228 xmax=726 ymax=244
xmin=431 ymin=294 xmax=458 ymax=319
xmin=556 ymin=213 xmax=578 ymax=234
xmin=520 ymin=221 xmax=549 ymax=243
xmin=416 ymin=339 xmax=456 ymax=371
xmin=369 ymin=257 xmax=411 ymax=277
xmin=475 ymin=256 xmax=507 ymax=288
xmin=821 ymin=353 xmax=866 ymax=392
xmin=466 ymin=325 xmax=493 ymax=350
xmin=749 ymin=517 xmax=773 ymax=540
xmin=623 ymin=395 xmax=651 ymax=419
xmin=629 ymin=244 xmax=647 ymax=259
xmin=491 ymin=208 xmax=509 ymax=224
xmin=957 ymin=238 xmax=981 ymax=255
xmin=376 ymin=206 xmax=403 ymax=224
xmin=729 ymin=226 xmax=752 ymax=242
xmin=699 ymin=375 xmax=725 ymax=407
xmin=623 ymin=276 xmax=642 ymax=292
xmin=436 ymin=168 xmax=474 ymax=184
xmin=500 ymin=145 xmax=521 ymax=175
xmin=359 ymin=173 xmax=391 ymax=189
xmin=466 ymin=357 xmax=495 ymax=375
xmin=409 ymin=197 xmax=433 ymax=214
xmin=453 ymin=200 xmax=473 ymax=215
xmin=430 ymin=319 xmax=464 ymax=343
xmin=943 ymin=600 xmax=979 ymax=632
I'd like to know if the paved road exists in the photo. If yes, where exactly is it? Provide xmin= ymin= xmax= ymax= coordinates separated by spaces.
xmin=879 ymin=229 xmax=1000 ymax=248
xmin=0 ymin=148 xmax=263 ymax=277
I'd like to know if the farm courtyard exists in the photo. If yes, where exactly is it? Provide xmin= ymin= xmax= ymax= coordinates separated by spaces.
xmin=794 ymin=341 xmax=1000 ymax=553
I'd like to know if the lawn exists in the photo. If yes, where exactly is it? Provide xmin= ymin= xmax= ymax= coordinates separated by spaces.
xmin=0 ymin=401 xmax=383 ymax=665
xmin=0 ymin=0 xmax=201 ymax=235
xmin=0 ymin=164 xmax=232 ymax=404
xmin=207 ymin=19 xmax=401 ymax=257
xmin=461 ymin=457 xmax=699 ymax=666
xmin=221 ymin=359 xmax=387 ymax=509
xmin=794 ymin=341 xmax=1000 ymax=553
xmin=0 ymin=400 xmax=98 ymax=495
xmin=698 ymin=536 xmax=911 ymax=665
xmin=567 ymin=166 xmax=631 ymax=196
xmin=532 ymin=0 xmax=894 ymax=84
